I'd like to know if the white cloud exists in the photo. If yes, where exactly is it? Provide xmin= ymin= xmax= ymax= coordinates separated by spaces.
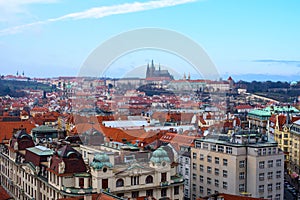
xmin=0 ymin=0 xmax=59 ymax=23
xmin=0 ymin=0 xmax=198 ymax=35
xmin=0 ymin=0 xmax=58 ymax=8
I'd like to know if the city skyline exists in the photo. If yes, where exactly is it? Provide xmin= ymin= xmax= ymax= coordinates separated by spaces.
xmin=0 ymin=0 xmax=300 ymax=81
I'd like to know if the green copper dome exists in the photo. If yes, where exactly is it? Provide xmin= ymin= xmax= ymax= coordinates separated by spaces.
xmin=150 ymin=147 xmax=170 ymax=164
xmin=90 ymin=153 xmax=112 ymax=170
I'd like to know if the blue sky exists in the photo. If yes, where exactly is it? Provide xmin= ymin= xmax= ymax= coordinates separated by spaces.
xmin=0 ymin=0 xmax=299 ymax=81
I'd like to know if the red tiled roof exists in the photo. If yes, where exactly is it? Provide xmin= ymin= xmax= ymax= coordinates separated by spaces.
xmin=31 ymin=107 xmax=48 ymax=112
xmin=159 ymin=132 xmax=200 ymax=147
xmin=235 ymin=105 xmax=253 ymax=110
xmin=0 ymin=186 xmax=12 ymax=200
xmin=0 ymin=120 xmax=35 ymax=142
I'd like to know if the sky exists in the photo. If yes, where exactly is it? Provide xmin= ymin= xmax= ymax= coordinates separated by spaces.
xmin=0 ymin=0 xmax=300 ymax=81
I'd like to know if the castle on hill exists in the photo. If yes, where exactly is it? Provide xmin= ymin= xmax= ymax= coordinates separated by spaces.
xmin=146 ymin=60 xmax=174 ymax=80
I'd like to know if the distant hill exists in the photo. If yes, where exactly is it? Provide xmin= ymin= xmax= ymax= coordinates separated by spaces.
xmin=0 ymin=79 xmax=54 ymax=97
xmin=236 ymin=80 xmax=300 ymax=102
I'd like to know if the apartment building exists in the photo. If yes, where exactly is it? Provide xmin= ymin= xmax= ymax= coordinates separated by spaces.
xmin=0 ymin=130 xmax=96 ymax=200
xmin=0 ymin=130 xmax=184 ymax=200
xmin=80 ymin=144 xmax=184 ymax=199
xmin=288 ymin=119 xmax=300 ymax=176
xmin=191 ymin=131 xmax=284 ymax=200
xmin=178 ymin=151 xmax=191 ymax=200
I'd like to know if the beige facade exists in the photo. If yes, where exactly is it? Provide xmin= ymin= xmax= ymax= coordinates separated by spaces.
xmin=81 ymin=144 xmax=184 ymax=199
xmin=0 ymin=145 xmax=65 ymax=200
xmin=274 ymin=125 xmax=290 ymax=160
xmin=288 ymin=120 xmax=300 ymax=175
xmin=190 ymin=134 xmax=284 ymax=200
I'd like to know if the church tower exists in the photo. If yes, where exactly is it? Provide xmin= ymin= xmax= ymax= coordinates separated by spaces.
xmin=146 ymin=63 xmax=150 ymax=78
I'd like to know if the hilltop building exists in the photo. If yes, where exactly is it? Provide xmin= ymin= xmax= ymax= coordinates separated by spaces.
xmin=146 ymin=60 xmax=173 ymax=81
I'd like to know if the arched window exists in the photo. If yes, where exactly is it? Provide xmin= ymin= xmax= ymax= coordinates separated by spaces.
xmin=145 ymin=175 xmax=153 ymax=184
xmin=116 ymin=178 xmax=124 ymax=187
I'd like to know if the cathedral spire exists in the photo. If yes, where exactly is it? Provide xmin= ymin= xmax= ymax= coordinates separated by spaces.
xmin=151 ymin=60 xmax=155 ymax=69
xmin=146 ymin=63 xmax=150 ymax=78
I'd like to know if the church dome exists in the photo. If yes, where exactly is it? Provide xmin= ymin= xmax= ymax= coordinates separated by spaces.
xmin=150 ymin=147 xmax=171 ymax=164
xmin=90 ymin=153 xmax=112 ymax=170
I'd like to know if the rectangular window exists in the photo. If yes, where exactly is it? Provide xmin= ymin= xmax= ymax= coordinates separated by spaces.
xmin=146 ymin=190 xmax=153 ymax=197
xmin=131 ymin=191 xmax=139 ymax=198
xmin=218 ymin=145 xmax=224 ymax=152
xmin=259 ymin=161 xmax=265 ymax=169
xmin=223 ymin=182 xmax=228 ymax=189
xmin=207 ymin=188 xmax=211 ymax=195
xmin=199 ymin=186 xmax=203 ymax=193
xmin=268 ymin=148 xmax=272 ymax=155
xmin=161 ymin=173 xmax=167 ymax=182
xmin=226 ymin=147 xmax=232 ymax=154
xmin=207 ymin=155 xmax=212 ymax=163
xmin=207 ymin=166 xmax=212 ymax=173
xmin=193 ymin=152 xmax=197 ymax=159
xmin=267 ymin=183 xmax=272 ymax=191
xmin=239 ymin=184 xmax=245 ymax=192
xmin=268 ymin=160 xmax=273 ymax=168
xmin=211 ymin=144 xmax=216 ymax=151
xmin=200 ymin=154 xmax=204 ymax=161
xmin=263 ymin=148 xmax=266 ymax=155
xmin=207 ymin=177 xmax=211 ymax=185
xmin=239 ymin=172 xmax=245 ymax=180
xmin=131 ymin=177 xmax=139 ymax=186
xmin=272 ymin=148 xmax=277 ymax=154
xmin=223 ymin=170 xmax=228 ymax=178
xmin=192 ymin=163 xmax=196 ymax=170
xmin=215 ymin=168 xmax=219 ymax=176
xmin=192 ymin=184 xmax=196 ymax=191
xmin=203 ymin=143 xmax=208 ymax=149
xmin=258 ymin=149 xmax=261 ymax=156
xmin=185 ymin=158 xmax=189 ymax=164
xmin=192 ymin=173 xmax=197 ymax=180
xmin=259 ymin=173 xmax=264 ymax=181
xmin=200 ymin=165 xmax=204 ymax=172
xmin=161 ymin=189 xmax=167 ymax=197
xmin=275 ymin=194 xmax=280 ymax=200
xmin=199 ymin=175 xmax=204 ymax=183
xmin=276 ymin=182 xmax=281 ymax=190
xmin=239 ymin=160 xmax=245 ymax=168
xmin=267 ymin=172 xmax=273 ymax=179
xmin=196 ymin=142 xmax=201 ymax=149
xmin=276 ymin=159 xmax=281 ymax=167
xmin=259 ymin=185 xmax=264 ymax=193
xmin=223 ymin=159 xmax=228 ymax=166
xmin=215 ymin=157 xmax=219 ymax=164
xmin=276 ymin=171 xmax=281 ymax=178
xmin=79 ymin=178 xmax=84 ymax=188
xmin=215 ymin=179 xmax=219 ymax=187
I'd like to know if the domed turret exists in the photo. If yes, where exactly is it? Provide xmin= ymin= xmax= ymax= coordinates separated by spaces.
xmin=90 ymin=153 xmax=113 ymax=170
xmin=150 ymin=147 xmax=171 ymax=164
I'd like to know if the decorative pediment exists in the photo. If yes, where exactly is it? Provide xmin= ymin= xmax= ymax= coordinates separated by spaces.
xmin=22 ymin=164 xmax=35 ymax=175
